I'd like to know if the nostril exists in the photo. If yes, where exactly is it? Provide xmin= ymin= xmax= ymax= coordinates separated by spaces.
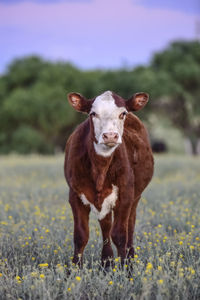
xmin=114 ymin=133 xmax=118 ymax=140
xmin=103 ymin=133 xmax=108 ymax=140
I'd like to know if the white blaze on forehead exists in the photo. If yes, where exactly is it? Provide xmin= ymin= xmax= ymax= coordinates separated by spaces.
xmin=80 ymin=185 xmax=118 ymax=220
xmin=92 ymin=91 xmax=125 ymax=118
xmin=92 ymin=91 xmax=115 ymax=112
xmin=91 ymin=91 xmax=127 ymax=157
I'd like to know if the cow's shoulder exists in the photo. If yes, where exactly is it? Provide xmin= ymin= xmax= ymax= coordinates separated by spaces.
xmin=123 ymin=113 xmax=149 ymax=146
xmin=64 ymin=119 xmax=91 ymax=182
xmin=68 ymin=118 xmax=90 ymax=144
xmin=123 ymin=113 xmax=154 ymax=195
xmin=124 ymin=113 xmax=145 ymax=133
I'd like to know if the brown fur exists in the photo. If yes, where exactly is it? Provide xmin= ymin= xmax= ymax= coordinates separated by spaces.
xmin=64 ymin=97 xmax=154 ymax=266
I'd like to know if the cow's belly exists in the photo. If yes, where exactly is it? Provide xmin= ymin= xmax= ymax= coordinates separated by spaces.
xmin=80 ymin=185 xmax=118 ymax=220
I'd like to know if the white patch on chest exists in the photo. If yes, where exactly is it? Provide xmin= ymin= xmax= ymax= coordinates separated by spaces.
xmin=80 ymin=185 xmax=119 ymax=220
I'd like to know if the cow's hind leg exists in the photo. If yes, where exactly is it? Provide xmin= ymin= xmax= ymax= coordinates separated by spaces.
xmin=69 ymin=189 xmax=90 ymax=266
xmin=127 ymin=196 xmax=140 ymax=258
xmin=99 ymin=212 xmax=114 ymax=268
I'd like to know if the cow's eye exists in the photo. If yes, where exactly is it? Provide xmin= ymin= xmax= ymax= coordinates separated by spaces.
xmin=90 ymin=112 xmax=97 ymax=117
xmin=119 ymin=111 xmax=127 ymax=119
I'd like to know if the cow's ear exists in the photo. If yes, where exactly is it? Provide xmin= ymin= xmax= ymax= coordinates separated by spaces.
xmin=67 ymin=92 xmax=92 ymax=113
xmin=126 ymin=92 xmax=149 ymax=111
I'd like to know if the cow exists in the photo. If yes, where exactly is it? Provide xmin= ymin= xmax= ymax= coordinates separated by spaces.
xmin=64 ymin=91 xmax=154 ymax=267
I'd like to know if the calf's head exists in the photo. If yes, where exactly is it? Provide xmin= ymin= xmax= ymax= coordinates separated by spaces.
xmin=68 ymin=91 xmax=149 ymax=157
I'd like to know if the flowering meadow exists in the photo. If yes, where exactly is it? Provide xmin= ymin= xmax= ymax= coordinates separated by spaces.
xmin=0 ymin=155 xmax=199 ymax=299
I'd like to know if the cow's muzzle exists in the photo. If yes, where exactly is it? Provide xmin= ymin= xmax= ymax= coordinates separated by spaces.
xmin=102 ymin=132 xmax=119 ymax=147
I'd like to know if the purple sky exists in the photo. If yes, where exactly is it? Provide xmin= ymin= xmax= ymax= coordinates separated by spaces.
xmin=0 ymin=0 xmax=199 ymax=73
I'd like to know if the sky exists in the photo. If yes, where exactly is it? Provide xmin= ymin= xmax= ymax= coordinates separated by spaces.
xmin=0 ymin=0 xmax=199 ymax=73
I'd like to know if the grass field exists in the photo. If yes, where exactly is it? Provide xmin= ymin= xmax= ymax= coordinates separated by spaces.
xmin=0 ymin=155 xmax=200 ymax=300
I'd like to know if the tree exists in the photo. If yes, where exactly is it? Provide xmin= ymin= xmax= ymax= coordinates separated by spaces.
xmin=1 ymin=41 xmax=199 ymax=154
xmin=0 ymin=58 xmax=85 ymax=153
xmin=149 ymin=40 xmax=200 ymax=154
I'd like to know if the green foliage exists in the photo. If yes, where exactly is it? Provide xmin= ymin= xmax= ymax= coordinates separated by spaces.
xmin=150 ymin=41 xmax=200 ymax=141
xmin=0 ymin=58 xmax=82 ymax=153
xmin=5 ymin=56 xmax=47 ymax=89
xmin=11 ymin=126 xmax=52 ymax=154
xmin=0 ymin=40 xmax=200 ymax=154
xmin=0 ymin=155 xmax=199 ymax=299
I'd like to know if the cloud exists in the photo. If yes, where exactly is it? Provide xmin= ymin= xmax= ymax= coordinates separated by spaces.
xmin=136 ymin=0 xmax=200 ymax=15
xmin=0 ymin=0 xmax=91 ymax=4
xmin=0 ymin=0 xmax=197 ymax=72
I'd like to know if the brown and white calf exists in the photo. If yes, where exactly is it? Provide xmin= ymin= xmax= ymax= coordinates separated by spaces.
xmin=64 ymin=91 xmax=154 ymax=266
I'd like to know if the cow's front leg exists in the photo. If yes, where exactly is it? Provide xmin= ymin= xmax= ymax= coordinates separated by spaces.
xmin=99 ymin=212 xmax=114 ymax=268
xmin=126 ymin=196 xmax=140 ymax=258
xmin=111 ymin=200 xmax=132 ymax=262
xmin=69 ymin=189 xmax=90 ymax=267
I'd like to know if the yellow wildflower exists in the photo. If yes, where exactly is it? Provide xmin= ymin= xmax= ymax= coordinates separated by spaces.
xmin=170 ymin=261 xmax=175 ymax=267
xmin=15 ymin=276 xmax=22 ymax=283
xmin=158 ymin=279 xmax=164 ymax=285
xmin=38 ymin=263 xmax=48 ymax=268
xmin=16 ymin=276 xmax=21 ymax=281
xmin=146 ymin=263 xmax=153 ymax=270
xmin=188 ymin=267 xmax=195 ymax=275
xmin=108 ymin=281 xmax=113 ymax=285
xmin=75 ymin=276 xmax=81 ymax=281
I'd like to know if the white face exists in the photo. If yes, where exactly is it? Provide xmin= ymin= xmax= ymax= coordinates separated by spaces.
xmin=90 ymin=91 xmax=127 ymax=157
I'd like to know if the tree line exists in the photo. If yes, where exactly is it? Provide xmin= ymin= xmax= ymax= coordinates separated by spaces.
xmin=0 ymin=40 xmax=200 ymax=154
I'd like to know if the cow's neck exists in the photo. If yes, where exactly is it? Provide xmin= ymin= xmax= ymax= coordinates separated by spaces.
xmin=87 ymin=140 xmax=114 ymax=193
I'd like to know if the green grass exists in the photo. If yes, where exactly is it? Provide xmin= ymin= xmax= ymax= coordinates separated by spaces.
xmin=0 ymin=155 xmax=200 ymax=299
